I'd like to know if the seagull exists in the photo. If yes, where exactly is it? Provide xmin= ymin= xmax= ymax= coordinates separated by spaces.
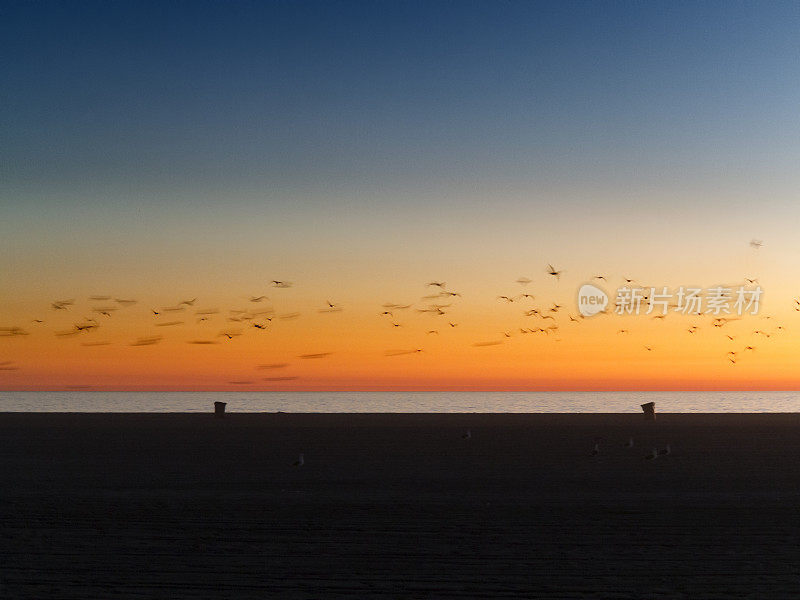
xmin=658 ymin=444 xmax=671 ymax=456
xmin=546 ymin=264 xmax=562 ymax=280
xmin=114 ymin=298 xmax=138 ymax=305
xmin=624 ymin=437 xmax=634 ymax=448
xmin=645 ymin=448 xmax=659 ymax=460
xmin=516 ymin=277 xmax=532 ymax=285
xmin=461 ymin=429 xmax=472 ymax=440
xmin=292 ymin=453 xmax=304 ymax=467
xmin=590 ymin=443 xmax=600 ymax=457
xmin=750 ymin=239 xmax=763 ymax=249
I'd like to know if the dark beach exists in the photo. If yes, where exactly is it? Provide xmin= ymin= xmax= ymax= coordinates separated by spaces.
xmin=2 ymin=413 xmax=800 ymax=598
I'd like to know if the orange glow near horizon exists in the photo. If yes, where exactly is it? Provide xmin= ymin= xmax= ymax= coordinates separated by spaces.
xmin=2 ymin=270 xmax=798 ymax=391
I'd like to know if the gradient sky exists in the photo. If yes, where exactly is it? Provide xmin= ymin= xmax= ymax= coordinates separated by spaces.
xmin=3 ymin=1 xmax=800 ymax=390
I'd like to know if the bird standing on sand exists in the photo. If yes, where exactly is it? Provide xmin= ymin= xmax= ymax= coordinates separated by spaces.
xmin=293 ymin=453 xmax=304 ymax=467
xmin=624 ymin=437 xmax=634 ymax=448
xmin=462 ymin=429 xmax=471 ymax=440
xmin=645 ymin=448 xmax=658 ymax=460
xmin=658 ymin=444 xmax=671 ymax=456
xmin=590 ymin=443 xmax=600 ymax=457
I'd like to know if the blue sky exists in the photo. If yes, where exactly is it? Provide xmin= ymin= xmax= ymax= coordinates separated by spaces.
xmin=2 ymin=0 xmax=799 ymax=298
xmin=4 ymin=0 xmax=800 ymax=202
xmin=3 ymin=1 xmax=800 ymax=390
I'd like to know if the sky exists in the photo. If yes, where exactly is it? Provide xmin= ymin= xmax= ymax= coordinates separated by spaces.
xmin=2 ymin=0 xmax=800 ymax=391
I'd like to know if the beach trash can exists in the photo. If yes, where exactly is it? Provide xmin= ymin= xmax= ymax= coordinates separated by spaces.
xmin=641 ymin=402 xmax=655 ymax=421
xmin=214 ymin=401 xmax=226 ymax=418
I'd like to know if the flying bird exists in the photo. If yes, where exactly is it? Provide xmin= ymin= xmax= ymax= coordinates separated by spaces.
xmin=546 ymin=264 xmax=563 ymax=280
xmin=114 ymin=298 xmax=137 ymax=306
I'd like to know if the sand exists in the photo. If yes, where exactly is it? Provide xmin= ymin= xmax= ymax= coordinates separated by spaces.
xmin=2 ymin=412 xmax=800 ymax=598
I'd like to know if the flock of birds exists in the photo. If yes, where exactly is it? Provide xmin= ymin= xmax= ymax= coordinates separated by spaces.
xmin=286 ymin=429 xmax=670 ymax=470
xmin=591 ymin=436 xmax=670 ymax=461
xmin=0 ymin=239 xmax=788 ymax=381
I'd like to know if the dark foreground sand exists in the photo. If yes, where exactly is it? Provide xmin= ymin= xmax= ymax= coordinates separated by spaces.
xmin=2 ymin=413 xmax=800 ymax=599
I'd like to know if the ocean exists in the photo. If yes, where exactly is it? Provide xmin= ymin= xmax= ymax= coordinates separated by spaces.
xmin=0 ymin=391 xmax=798 ymax=412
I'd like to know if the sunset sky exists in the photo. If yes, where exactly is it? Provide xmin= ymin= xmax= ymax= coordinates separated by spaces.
xmin=3 ymin=1 xmax=800 ymax=390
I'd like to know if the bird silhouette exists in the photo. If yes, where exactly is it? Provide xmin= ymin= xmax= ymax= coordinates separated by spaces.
xmin=546 ymin=264 xmax=562 ymax=280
